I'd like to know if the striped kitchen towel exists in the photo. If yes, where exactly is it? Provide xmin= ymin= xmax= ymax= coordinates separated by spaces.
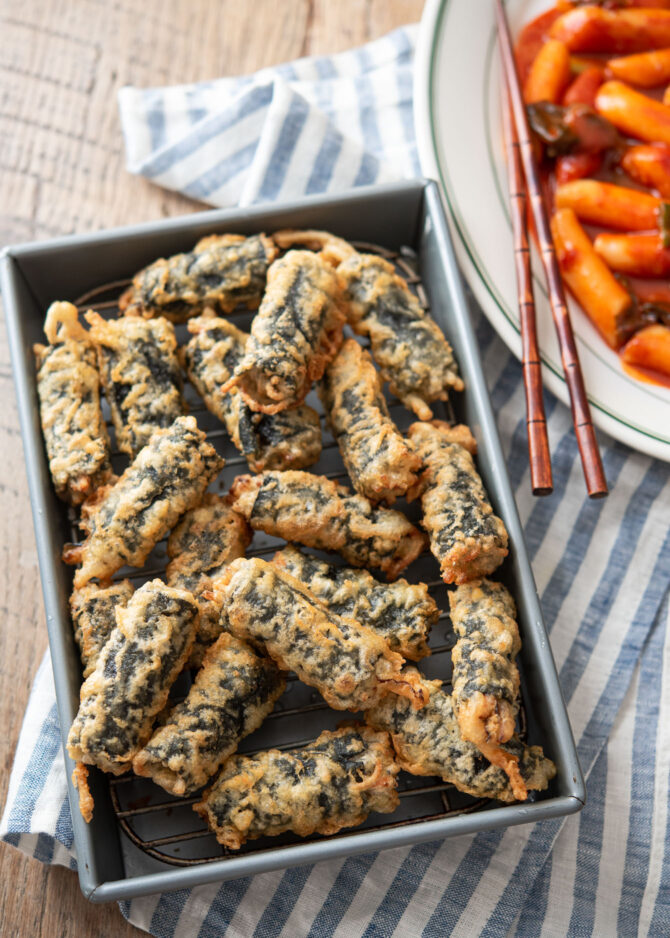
xmin=117 ymin=26 xmax=419 ymax=207
xmin=3 ymin=24 xmax=670 ymax=937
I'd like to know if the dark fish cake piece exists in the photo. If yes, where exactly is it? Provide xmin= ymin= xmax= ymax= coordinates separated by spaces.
xmin=273 ymin=545 xmax=435 ymax=660
xmin=34 ymin=302 xmax=112 ymax=505
xmin=166 ymin=493 xmax=252 ymax=666
xmin=133 ymin=633 xmax=285 ymax=795
xmin=85 ymin=311 xmax=185 ymax=457
xmin=338 ymin=252 xmax=463 ymax=420
xmin=223 ymin=250 xmax=346 ymax=414
xmin=181 ymin=314 xmax=322 ymax=472
xmin=229 ymin=470 xmax=426 ymax=580
xmin=70 ymin=580 xmax=134 ymax=678
xmin=64 ymin=416 xmax=224 ymax=587
xmin=367 ymin=669 xmax=555 ymax=803
xmin=213 ymin=557 xmax=429 ymax=712
xmin=320 ymin=338 xmax=421 ymax=504
xmin=194 ymin=724 xmax=399 ymax=849
xmin=119 ymin=233 xmax=278 ymax=321
xmin=67 ymin=580 xmax=198 ymax=785
xmin=408 ymin=421 xmax=508 ymax=584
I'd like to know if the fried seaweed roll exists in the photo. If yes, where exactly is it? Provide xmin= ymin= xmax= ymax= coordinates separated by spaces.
xmin=272 ymin=228 xmax=355 ymax=266
xmin=213 ymin=558 xmax=428 ymax=712
xmin=272 ymin=546 xmax=435 ymax=660
xmin=70 ymin=580 xmax=134 ymax=678
xmin=408 ymin=421 xmax=508 ymax=584
xmin=338 ymin=252 xmax=463 ymax=419
xmin=34 ymin=302 xmax=111 ymax=504
xmin=223 ymin=250 xmax=346 ymax=414
xmin=273 ymin=229 xmax=463 ymax=418
xmin=67 ymin=580 xmax=198 ymax=784
xmin=64 ymin=416 xmax=224 ymax=587
xmin=367 ymin=670 xmax=555 ymax=803
xmin=229 ymin=470 xmax=426 ymax=580
xmin=133 ymin=633 xmax=285 ymax=796
xmin=319 ymin=338 xmax=421 ymax=504
xmin=85 ymin=312 xmax=185 ymax=457
xmin=119 ymin=233 xmax=278 ymax=321
xmin=166 ymin=494 xmax=252 ymax=666
xmin=449 ymin=579 xmax=525 ymax=798
xmin=181 ymin=314 xmax=322 ymax=472
xmin=72 ymin=763 xmax=94 ymax=823
xmin=194 ymin=724 xmax=399 ymax=849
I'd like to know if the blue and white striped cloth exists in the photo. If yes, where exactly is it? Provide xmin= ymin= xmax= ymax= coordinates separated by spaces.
xmin=117 ymin=26 xmax=418 ymax=207
xmin=3 ymin=25 xmax=670 ymax=937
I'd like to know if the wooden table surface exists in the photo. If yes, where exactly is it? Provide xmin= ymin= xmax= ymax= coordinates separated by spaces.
xmin=0 ymin=1 xmax=424 ymax=935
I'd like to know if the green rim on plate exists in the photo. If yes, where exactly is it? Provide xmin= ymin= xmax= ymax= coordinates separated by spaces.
xmin=423 ymin=0 xmax=670 ymax=449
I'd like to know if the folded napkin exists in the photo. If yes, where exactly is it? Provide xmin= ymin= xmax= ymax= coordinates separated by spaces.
xmin=3 ymin=25 xmax=670 ymax=938
xmin=118 ymin=26 xmax=418 ymax=207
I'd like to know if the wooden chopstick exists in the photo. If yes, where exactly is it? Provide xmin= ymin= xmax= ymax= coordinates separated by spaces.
xmin=501 ymin=71 xmax=553 ymax=496
xmin=494 ymin=0 xmax=608 ymax=498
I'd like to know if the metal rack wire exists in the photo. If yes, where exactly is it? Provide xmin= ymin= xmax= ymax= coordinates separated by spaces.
xmin=68 ymin=241 xmax=527 ymax=868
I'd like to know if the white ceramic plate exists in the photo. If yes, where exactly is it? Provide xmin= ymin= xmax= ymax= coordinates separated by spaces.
xmin=415 ymin=0 xmax=670 ymax=461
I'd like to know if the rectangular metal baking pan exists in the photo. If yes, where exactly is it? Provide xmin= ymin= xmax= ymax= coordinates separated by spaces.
xmin=1 ymin=179 xmax=584 ymax=902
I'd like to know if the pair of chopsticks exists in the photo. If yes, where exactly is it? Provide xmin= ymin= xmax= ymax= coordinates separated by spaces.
xmin=494 ymin=0 xmax=608 ymax=499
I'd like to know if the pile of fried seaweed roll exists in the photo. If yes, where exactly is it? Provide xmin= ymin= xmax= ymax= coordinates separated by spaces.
xmin=33 ymin=229 xmax=555 ymax=850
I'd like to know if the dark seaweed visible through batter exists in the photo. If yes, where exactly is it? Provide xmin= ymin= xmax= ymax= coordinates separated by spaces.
xmin=194 ymin=724 xmax=399 ymax=848
xmin=133 ymin=633 xmax=285 ymax=795
xmin=67 ymin=581 xmax=198 ymax=778
xmin=182 ymin=315 xmax=321 ymax=472
xmin=120 ymin=233 xmax=277 ymax=320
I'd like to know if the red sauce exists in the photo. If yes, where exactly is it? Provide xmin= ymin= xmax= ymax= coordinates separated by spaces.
xmin=621 ymin=359 xmax=670 ymax=387
xmin=519 ymin=3 xmax=670 ymax=389
xmin=556 ymin=151 xmax=604 ymax=183
xmin=516 ymin=8 xmax=566 ymax=83
xmin=563 ymin=66 xmax=605 ymax=108
xmin=631 ymin=280 xmax=670 ymax=305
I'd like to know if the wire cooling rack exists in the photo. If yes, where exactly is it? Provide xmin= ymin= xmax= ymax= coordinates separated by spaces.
xmin=68 ymin=242 xmax=528 ymax=868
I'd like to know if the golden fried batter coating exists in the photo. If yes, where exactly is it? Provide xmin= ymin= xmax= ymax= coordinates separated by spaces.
xmin=166 ymin=494 xmax=252 ymax=666
xmin=338 ymin=252 xmax=463 ymax=419
xmin=133 ymin=633 xmax=285 ymax=796
xmin=213 ymin=558 xmax=428 ymax=712
xmin=85 ymin=312 xmax=185 ymax=457
xmin=273 ymin=230 xmax=464 ymax=419
xmin=67 ymin=580 xmax=198 ymax=784
xmin=223 ymin=250 xmax=346 ymax=414
xmin=320 ymin=339 xmax=421 ymax=504
xmin=34 ymin=302 xmax=112 ymax=505
xmin=449 ymin=579 xmax=525 ymax=798
xmin=181 ymin=314 xmax=322 ymax=473
xmin=408 ymin=421 xmax=508 ymax=584
xmin=119 ymin=233 xmax=278 ymax=321
xmin=70 ymin=580 xmax=134 ymax=678
xmin=229 ymin=470 xmax=426 ymax=580
xmin=273 ymin=545 xmax=435 ymax=660
xmin=72 ymin=763 xmax=94 ymax=824
xmin=272 ymin=228 xmax=355 ymax=266
xmin=194 ymin=724 xmax=399 ymax=849
xmin=367 ymin=669 xmax=555 ymax=803
xmin=63 ymin=416 xmax=223 ymax=587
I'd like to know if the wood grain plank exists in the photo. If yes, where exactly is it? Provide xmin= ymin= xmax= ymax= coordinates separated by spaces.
xmin=0 ymin=2 xmax=424 ymax=935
